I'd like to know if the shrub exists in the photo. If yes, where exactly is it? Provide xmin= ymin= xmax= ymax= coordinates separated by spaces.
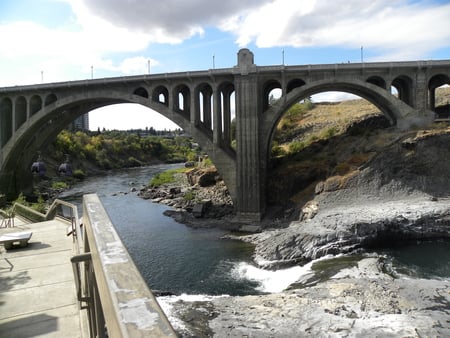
xmin=183 ymin=190 xmax=196 ymax=201
xmin=52 ymin=181 xmax=69 ymax=190
xmin=72 ymin=169 xmax=86 ymax=179
xmin=289 ymin=141 xmax=306 ymax=153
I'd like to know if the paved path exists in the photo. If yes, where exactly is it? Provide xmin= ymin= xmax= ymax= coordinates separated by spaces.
xmin=0 ymin=218 xmax=86 ymax=337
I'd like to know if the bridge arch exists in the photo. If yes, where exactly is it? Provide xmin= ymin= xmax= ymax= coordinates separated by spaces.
xmin=134 ymin=87 xmax=149 ymax=99
xmin=0 ymin=98 xmax=13 ymax=147
xmin=173 ymin=84 xmax=190 ymax=115
xmin=366 ymin=76 xmax=386 ymax=89
xmin=195 ymin=83 xmax=214 ymax=132
xmin=152 ymin=86 xmax=169 ymax=106
xmin=15 ymin=96 xmax=27 ymax=131
xmin=45 ymin=93 xmax=57 ymax=106
xmin=391 ymin=75 xmax=413 ymax=106
xmin=30 ymin=95 xmax=43 ymax=116
xmin=263 ymin=80 xmax=282 ymax=111
xmin=261 ymin=79 xmax=418 ymax=164
xmin=287 ymin=79 xmax=306 ymax=93
xmin=217 ymin=81 xmax=235 ymax=150
xmin=1 ymin=87 xmax=237 ymax=202
xmin=428 ymin=74 xmax=450 ymax=112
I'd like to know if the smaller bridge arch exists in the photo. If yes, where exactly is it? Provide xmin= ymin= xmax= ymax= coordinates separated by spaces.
xmin=152 ymin=86 xmax=169 ymax=106
xmin=428 ymin=73 xmax=450 ymax=113
xmin=366 ymin=76 xmax=387 ymax=89
xmin=30 ymin=95 xmax=43 ymax=116
xmin=45 ymin=93 xmax=57 ymax=106
xmin=391 ymin=75 xmax=413 ymax=107
xmin=15 ymin=96 xmax=27 ymax=131
xmin=217 ymin=81 xmax=235 ymax=149
xmin=133 ymin=87 xmax=149 ymax=99
xmin=195 ymin=83 xmax=214 ymax=132
xmin=263 ymin=79 xmax=282 ymax=111
xmin=173 ymin=84 xmax=190 ymax=115
xmin=0 ymin=97 xmax=13 ymax=147
xmin=287 ymin=79 xmax=306 ymax=93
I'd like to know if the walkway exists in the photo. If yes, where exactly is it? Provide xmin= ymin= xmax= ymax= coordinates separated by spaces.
xmin=0 ymin=218 xmax=86 ymax=337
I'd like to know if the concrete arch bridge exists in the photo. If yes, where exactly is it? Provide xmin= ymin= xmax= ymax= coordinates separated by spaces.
xmin=0 ymin=49 xmax=449 ymax=220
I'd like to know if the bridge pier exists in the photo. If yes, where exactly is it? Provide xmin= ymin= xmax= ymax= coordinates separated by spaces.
xmin=234 ymin=49 xmax=265 ymax=221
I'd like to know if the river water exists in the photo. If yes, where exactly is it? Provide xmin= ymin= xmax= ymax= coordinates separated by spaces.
xmin=60 ymin=165 xmax=450 ymax=297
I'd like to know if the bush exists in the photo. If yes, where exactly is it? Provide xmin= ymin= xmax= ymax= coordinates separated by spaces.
xmin=289 ymin=141 xmax=306 ymax=153
xmin=183 ymin=190 xmax=196 ymax=201
xmin=52 ymin=181 xmax=69 ymax=190
xmin=72 ymin=169 xmax=86 ymax=179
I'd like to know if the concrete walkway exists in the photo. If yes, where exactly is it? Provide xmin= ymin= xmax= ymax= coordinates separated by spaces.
xmin=0 ymin=218 xmax=86 ymax=337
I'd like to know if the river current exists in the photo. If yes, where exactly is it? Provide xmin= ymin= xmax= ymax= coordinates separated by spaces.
xmin=60 ymin=165 xmax=450 ymax=297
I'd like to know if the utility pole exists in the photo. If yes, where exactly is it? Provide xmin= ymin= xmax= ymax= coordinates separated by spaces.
xmin=282 ymin=49 xmax=285 ymax=65
xmin=91 ymin=65 xmax=93 ymax=79
xmin=213 ymin=54 xmax=215 ymax=69
xmin=361 ymin=46 xmax=364 ymax=63
xmin=147 ymin=59 xmax=151 ymax=74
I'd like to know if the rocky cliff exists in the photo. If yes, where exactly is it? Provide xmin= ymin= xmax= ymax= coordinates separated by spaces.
xmin=246 ymin=128 xmax=450 ymax=266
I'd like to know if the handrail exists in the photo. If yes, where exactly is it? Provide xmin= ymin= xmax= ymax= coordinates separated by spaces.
xmin=13 ymin=198 xmax=83 ymax=254
xmin=72 ymin=194 xmax=176 ymax=337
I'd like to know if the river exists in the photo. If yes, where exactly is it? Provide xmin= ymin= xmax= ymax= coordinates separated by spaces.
xmin=60 ymin=164 xmax=264 ymax=296
xmin=59 ymin=165 xmax=450 ymax=297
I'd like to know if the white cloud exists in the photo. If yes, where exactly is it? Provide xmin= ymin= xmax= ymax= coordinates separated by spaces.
xmin=0 ymin=1 xmax=166 ymax=85
xmin=221 ymin=0 xmax=450 ymax=60
xmin=76 ymin=0 xmax=267 ymax=41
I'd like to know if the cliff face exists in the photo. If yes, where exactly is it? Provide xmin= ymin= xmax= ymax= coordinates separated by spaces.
xmin=247 ymin=129 xmax=450 ymax=265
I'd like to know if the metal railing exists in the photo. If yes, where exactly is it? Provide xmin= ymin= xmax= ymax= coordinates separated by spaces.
xmin=70 ymin=194 xmax=176 ymax=338
xmin=13 ymin=198 xmax=83 ymax=253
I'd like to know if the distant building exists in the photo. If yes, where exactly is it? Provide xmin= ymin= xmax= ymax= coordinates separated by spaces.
xmin=68 ymin=113 xmax=89 ymax=131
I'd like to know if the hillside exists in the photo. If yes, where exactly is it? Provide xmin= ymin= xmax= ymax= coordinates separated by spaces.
xmin=267 ymin=86 xmax=450 ymax=210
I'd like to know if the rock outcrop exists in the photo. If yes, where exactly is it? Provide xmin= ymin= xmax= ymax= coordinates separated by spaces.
xmin=161 ymin=257 xmax=450 ymax=337
xmin=244 ymin=130 xmax=450 ymax=266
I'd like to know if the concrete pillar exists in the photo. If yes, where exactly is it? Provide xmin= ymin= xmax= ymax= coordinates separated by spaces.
xmin=414 ymin=69 xmax=429 ymax=111
xmin=430 ymin=90 xmax=436 ymax=111
xmin=190 ymin=88 xmax=199 ymax=127
xmin=234 ymin=49 xmax=265 ymax=221
xmin=222 ymin=90 xmax=231 ymax=147
xmin=213 ymin=89 xmax=222 ymax=145
xmin=203 ymin=89 xmax=212 ymax=130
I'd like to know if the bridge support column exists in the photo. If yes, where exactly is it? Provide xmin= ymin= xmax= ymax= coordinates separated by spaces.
xmin=413 ymin=70 xmax=429 ymax=111
xmin=234 ymin=49 xmax=265 ymax=221
xmin=213 ymin=89 xmax=222 ymax=145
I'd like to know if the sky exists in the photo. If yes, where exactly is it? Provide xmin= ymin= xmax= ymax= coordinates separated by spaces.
xmin=1 ymin=0 xmax=450 ymax=131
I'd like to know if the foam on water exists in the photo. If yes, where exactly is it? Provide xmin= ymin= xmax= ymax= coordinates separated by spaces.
xmin=230 ymin=261 xmax=315 ymax=293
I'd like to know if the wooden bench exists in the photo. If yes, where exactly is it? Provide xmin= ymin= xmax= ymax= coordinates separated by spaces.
xmin=0 ymin=231 xmax=33 ymax=250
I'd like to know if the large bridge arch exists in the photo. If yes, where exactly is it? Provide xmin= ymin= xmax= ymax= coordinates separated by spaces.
xmin=0 ymin=88 xmax=237 ymax=202
xmin=261 ymin=78 xmax=426 ymax=166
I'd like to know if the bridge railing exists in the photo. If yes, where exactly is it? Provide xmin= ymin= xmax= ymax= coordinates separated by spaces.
xmin=71 ymin=193 xmax=176 ymax=338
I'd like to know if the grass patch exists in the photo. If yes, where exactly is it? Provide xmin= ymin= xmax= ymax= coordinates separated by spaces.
xmin=150 ymin=168 xmax=187 ymax=187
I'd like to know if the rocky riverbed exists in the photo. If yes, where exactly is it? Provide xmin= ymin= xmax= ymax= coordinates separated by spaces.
xmin=144 ymin=129 xmax=450 ymax=337
xmin=160 ymin=256 xmax=449 ymax=337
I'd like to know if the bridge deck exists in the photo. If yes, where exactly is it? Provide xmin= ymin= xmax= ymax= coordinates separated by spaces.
xmin=0 ymin=218 xmax=86 ymax=337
